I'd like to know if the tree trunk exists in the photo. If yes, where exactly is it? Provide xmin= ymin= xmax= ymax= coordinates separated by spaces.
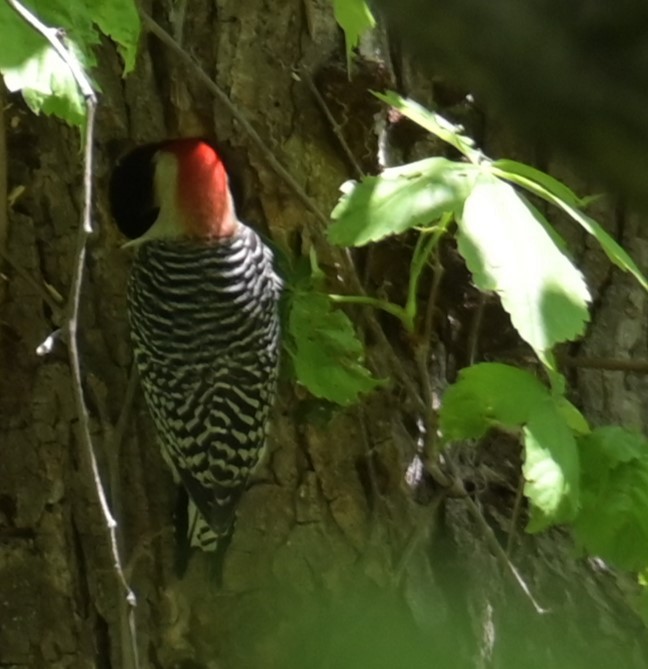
xmin=1 ymin=2 xmax=647 ymax=668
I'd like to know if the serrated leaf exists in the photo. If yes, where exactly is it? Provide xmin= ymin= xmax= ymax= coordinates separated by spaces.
xmin=333 ymin=0 xmax=375 ymax=71
xmin=590 ymin=426 xmax=648 ymax=465
xmin=374 ymin=91 xmax=483 ymax=163
xmin=329 ymin=158 xmax=477 ymax=247
xmin=84 ymin=0 xmax=140 ymax=73
xmin=440 ymin=362 xmax=579 ymax=529
xmin=524 ymin=400 xmax=580 ymax=531
xmin=458 ymin=174 xmax=591 ymax=358
xmin=0 ymin=3 xmax=84 ymax=124
xmin=289 ymin=290 xmax=380 ymax=405
xmin=0 ymin=0 xmax=140 ymax=124
xmin=2 ymin=39 xmax=85 ymax=124
xmin=494 ymin=164 xmax=648 ymax=292
xmin=439 ymin=363 xmax=549 ymax=440
xmin=574 ymin=428 xmax=648 ymax=570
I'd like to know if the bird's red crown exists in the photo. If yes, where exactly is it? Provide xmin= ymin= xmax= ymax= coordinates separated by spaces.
xmin=162 ymin=139 xmax=237 ymax=239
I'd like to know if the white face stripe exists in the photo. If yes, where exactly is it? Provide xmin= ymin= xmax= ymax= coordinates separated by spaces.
xmin=123 ymin=151 xmax=184 ymax=248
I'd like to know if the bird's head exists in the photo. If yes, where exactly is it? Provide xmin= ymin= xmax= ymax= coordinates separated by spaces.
xmin=109 ymin=138 xmax=238 ymax=246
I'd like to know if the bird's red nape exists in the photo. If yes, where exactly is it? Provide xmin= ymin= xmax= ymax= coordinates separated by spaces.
xmin=166 ymin=139 xmax=237 ymax=239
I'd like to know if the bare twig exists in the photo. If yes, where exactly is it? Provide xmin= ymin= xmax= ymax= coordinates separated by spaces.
xmin=560 ymin=354 xmax=648 ymax=374
xmin=140 ymin=10 xmax=426 ymax=413
xmin=5 ymin=2 xmax=140 ymax=667
xmin=465 ymin=492 xmax=547 ymax=613
xmin=301 ymin=71 xmax=365 ymax=180
xmin=446 ymin=457 xmax=547 ymax=614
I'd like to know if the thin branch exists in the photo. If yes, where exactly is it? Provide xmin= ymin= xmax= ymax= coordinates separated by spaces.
xmin=465 ymin=492 xmax=547 ymax=614
xmin=301 ymin=70 xmax=365 ymax=180
xmin=66 ymin=94 xmax=142 ymax=669
xmin=560 ymin=355 xmax=648 ymax=374
xmin=5 ymin=2 xmax=139 ymax=667
xmin=446 ymin=457 xmax=548 ymax=614
xmin=141 ymin=10 xmax=426 ymax=413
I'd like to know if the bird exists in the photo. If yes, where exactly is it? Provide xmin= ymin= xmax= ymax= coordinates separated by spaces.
xmin=109 ymin=138 xmax=282 ymax=551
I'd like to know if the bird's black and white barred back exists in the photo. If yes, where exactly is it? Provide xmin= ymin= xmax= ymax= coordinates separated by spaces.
xmin=128 ymin=228 xmax=281 ymax=548
xmin=109 ymin=139 xmax=282 ymax=551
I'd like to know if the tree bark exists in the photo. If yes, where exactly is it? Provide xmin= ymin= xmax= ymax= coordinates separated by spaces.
xmin=1 ymin=2 xmax=647 ymax=668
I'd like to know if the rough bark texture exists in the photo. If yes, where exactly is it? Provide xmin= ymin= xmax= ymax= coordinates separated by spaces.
xmin=1 ymin=2 xmax=647 ymax=668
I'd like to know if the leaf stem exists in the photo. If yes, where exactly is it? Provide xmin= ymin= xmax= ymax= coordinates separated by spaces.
xmin=329 ymin=293 xmax=409 ymax=326
xmin=405 ymin=216 xmax=451 ymax=330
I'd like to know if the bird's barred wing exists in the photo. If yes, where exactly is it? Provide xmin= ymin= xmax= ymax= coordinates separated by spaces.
xmin=142 ymin=361 xmax=273 ymax=536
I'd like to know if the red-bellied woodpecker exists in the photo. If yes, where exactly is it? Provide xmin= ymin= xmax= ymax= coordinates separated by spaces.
xmin=109 ymin=139 xmax=282 ymax=551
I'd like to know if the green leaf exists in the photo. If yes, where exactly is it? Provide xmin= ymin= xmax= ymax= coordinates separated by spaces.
xmin=458 ymin=174 xmax=591 ymax=359
xmin=493 ymin=163 xmax=648 ymax=292
xmin=0 ymin=0 xmax=140 ymax=124
xmin=440 ymin=362 xmax=580 ymax=528
xmin=329 ymin=158 xmax=477 ymax=247
xmin=555 ymin=397 xmax=590 ymax=435
xmin=0 ymin=3 xmax=85 ymax=124
xmin=439 ymin=363 xmax=549 ymax=440
xmin=523 ymin=401 xmax=580 ymax=531
xmin=85 ymin=0 xmax=140 ymax=73
xmin=578 ymin=426 xmax=648 ymax=480
xmin=332 ymin=0 xmax=375 ymax=71
xmin=374 ymin=91 xmax=484 ymax=163
xmin=574 ymin=427 xmax=648 ymax=570
xmin=561 ymin=204 xmax=648 ymax=292
xmin=492 ymin=159 xmax=586 ymax=208
xmin=289 ymin=290 xmax=380 ymax=406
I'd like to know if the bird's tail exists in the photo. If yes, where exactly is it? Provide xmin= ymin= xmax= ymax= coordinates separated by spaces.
xmin=187 ymin=499 xmax=220 ymax=551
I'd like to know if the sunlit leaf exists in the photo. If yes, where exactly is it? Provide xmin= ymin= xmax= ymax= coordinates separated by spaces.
xmin=493 ymin=159 xmax=586 ymax=208
xmin=524 ymin=401 xmax=580 ymax=530
xmin=0 ymin=3 xmax=84 ymax=124
xmin=330 ymin=158 xmax=477 ymax=247
xmin=0 ymin=0 xmax=140 ymax=124
xmin=458 ymin=174 xmax=591 ymax=359
xmin=374 ymin=91 xmax=483 ymax=163
xmin=494 ymin=163 xmax=648 ymax=292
